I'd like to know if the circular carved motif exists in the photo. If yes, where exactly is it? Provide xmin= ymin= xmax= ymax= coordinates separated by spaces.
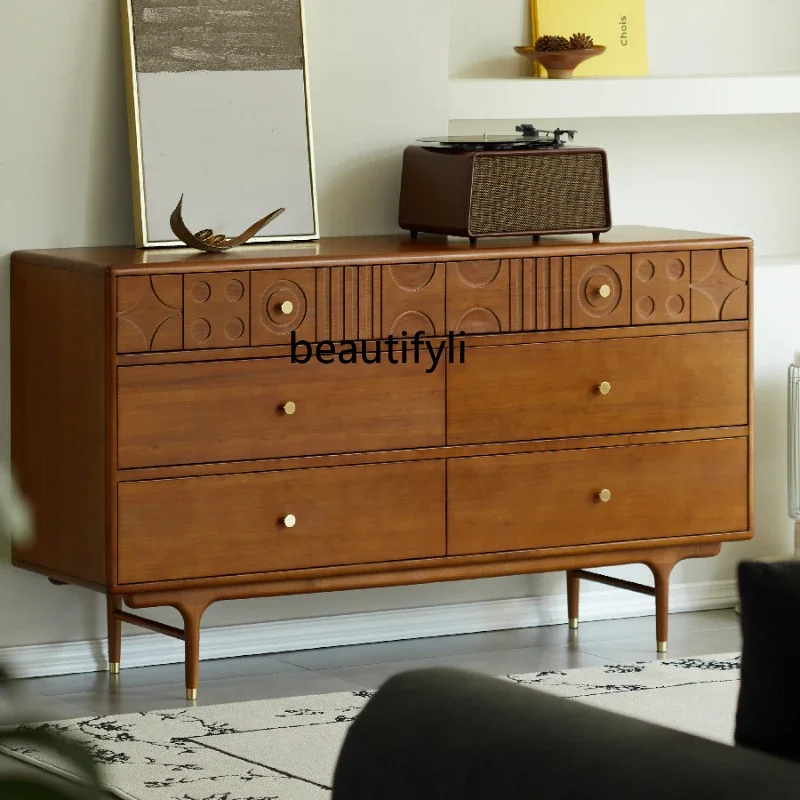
xmin=190 ymin=318 xmax=211 ymax=342
xmin=224 ymin=317 xmax=245 ymax=341
xmin=389 ymin=310 xmax=435 ymax=338
xmin=578 ymin=266 xmax=622 ymax=318
xmin=260 ymin=279 xmax=307 ymax=335
xmin=666 ymin=294 xmax=685 ymax=317
xmin=637 ymin=296 xmax=655 ymax=319
xmin=389 ymin=263 xmax=435 ymax=292
xmin=224 ymin=279 xmax=245 ymax=303
xmin=666 ymin=258 xmax=686 ymax=280
xmin=456 ymin=261 xmax=501 ymax=289
xmin=455 ymin=307 xmax=501 ymax=334
xmin=191 ymin=281 xmax=211 ymax=304
xmin=636 ymin=260 xmax=655 ymax=283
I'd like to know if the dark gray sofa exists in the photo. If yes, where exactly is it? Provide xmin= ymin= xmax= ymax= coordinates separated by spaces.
xmin=332 ymin=666 xmax=800 ymax=799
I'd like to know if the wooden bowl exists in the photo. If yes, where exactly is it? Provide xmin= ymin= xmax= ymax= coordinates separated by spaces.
xmin=514 ymin=46 xmax=606 ymax=79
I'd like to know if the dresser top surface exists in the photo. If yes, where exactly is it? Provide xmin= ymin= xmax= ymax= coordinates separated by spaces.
xmin=12 ymin=226 xmax=752 ymax=275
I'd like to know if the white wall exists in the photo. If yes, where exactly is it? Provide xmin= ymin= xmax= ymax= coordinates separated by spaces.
xmin=1 ymin=0 xmax=796 ymax=655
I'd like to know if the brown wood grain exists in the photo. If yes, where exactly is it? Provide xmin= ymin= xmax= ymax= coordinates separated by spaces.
xmin=11 ymin=230 xmax=753 ymax=277
xmin=381 ymin=262 xmax=445 ymax=338
xmin=10 ymin=261 xmax=108 ymax=584
xmin=118 ymin=426 xmax=749 ymax=482
xmin=251 ymin=268 xmax=315 ymax=346
xmin=550 ymin=256 xmax=563 ymax=329
xmin=183 ymin=271 xmax=250 ymax=349
xmin=121 ymin=540 xmax=726 ymax=600
xmin=118 ymin=460 xmax=446 ymax=583
xmin=447 ymin=331 xmax=748 ymax=446
xmin=690 ymin=248 xmax=749 ymax=322
xmin=570 ymin=253 xmax=631 ymax=328
xmin=447 ymin=438 xmax=748 ymax=555
xmin=446 ymin=259 xmax=509 ymax=334
xmin=117 ymin=356 xmax=445 ymax=468
xmin=631 ymin=251 xmax=691 ymax=325
xmin=117 ymin=275 xmax=182 ymax=353
xmin=10 ymin=230 xmax=754 ymax=686
xmin=115 ymin=320 xmax=749 ymax=366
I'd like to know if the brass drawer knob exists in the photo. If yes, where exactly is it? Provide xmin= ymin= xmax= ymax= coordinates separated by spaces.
xmin=598 ymin=284 xmax=612 ymax=298
xmin=597 ymin=381 xmax=611 ymax=395
xmin=598 ymin=489 xmax=612 ymax=503
xmin=283 ymin=514 xmax=297 ymax=528
xmin=282 ymin=401 xmax=297 ymax=416
xmin=280 ymin=300 xmax=294 ymax=315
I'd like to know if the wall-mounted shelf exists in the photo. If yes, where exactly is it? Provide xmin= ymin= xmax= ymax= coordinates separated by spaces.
xmin=450 ymin=74 xmax=800 ymax=120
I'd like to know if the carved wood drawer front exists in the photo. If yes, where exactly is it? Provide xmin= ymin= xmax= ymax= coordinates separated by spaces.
xmin=690 ymin=248 xmax=749 ymax=321
xmin=446 ymin=331 xmax=748 ymax=446
xmin=570 ymin=254 xmax=631 ymax=328
xmin=117 ymin=460 xmax=446 ymax=583
xmin=251 ymin=268 xmax=316 ymax=346
xmin=447 ymin=437 xmax=748 ymax=556
xmin=631 ymin=252 xmax=690 ymax=325
xmin=446 ymin=260 xmax=513 ymax=334
xmin=117 ymin=357 xmax=444 ymax=469
xmin=116 ymin=275 xmax=183 ymax=353
xmin=381 ymin=262 xmax=445 ymax=338
xmin=184 ymin=272 xmax=250 ymax=349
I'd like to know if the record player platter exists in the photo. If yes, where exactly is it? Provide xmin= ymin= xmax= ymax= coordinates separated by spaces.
xmin=418 ymin=124 xmax=578 ymax=150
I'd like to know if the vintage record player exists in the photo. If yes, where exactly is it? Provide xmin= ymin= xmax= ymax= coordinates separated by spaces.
xmin=398 ymin=125 xmax=612 ymax=243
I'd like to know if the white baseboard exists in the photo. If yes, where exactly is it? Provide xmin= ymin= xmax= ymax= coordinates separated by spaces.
xmin=0 ymin=579 xmax=737 ymax=679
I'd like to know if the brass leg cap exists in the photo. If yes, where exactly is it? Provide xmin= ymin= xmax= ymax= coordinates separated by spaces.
xmin=568 ymin=618 xmax=578 ymax=630
xmin=657 ymin=641 xmax=667 ymax=653
xmin=186 ymin=689 xmax=197 ymax=702
xmin=109 ymin=662 xmax=120 ymax=675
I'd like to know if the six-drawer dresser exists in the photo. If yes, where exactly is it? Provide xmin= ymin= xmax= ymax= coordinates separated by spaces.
xmin=11 ymin=226 xmax=753 ymax=699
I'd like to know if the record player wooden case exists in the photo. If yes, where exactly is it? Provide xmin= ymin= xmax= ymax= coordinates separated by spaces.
xmin=10 ymin=226 xmax=753 ymax=698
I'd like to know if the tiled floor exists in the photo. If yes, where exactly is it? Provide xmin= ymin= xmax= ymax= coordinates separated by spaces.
xmin=0 ymin=608 xmax=741 ymax=785
xmin=3 ymin=608 xmax=741 ymax=723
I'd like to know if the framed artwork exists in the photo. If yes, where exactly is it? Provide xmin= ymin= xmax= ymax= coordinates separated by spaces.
xmin=120 ymin=0 xmax=318 ymax=248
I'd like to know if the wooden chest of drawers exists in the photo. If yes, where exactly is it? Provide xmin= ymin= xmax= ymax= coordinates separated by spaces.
xmin=10 ymin=227 xmax=753 ymax=698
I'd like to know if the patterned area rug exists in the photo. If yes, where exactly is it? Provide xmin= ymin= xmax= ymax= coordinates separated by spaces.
xmin=2 ymin=654 xmax=741 ymax=800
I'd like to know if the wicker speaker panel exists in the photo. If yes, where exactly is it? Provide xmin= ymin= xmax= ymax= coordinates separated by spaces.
xmin=468 ymin=152 xmax=609 ymax=235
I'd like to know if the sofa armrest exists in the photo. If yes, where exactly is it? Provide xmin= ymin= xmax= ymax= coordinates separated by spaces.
xmin=332 ymin=667 xmax=800 ymax=800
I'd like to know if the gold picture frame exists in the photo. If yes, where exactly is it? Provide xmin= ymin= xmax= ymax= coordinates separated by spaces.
xmin=119 ymin=0 xmax=319 ymax=249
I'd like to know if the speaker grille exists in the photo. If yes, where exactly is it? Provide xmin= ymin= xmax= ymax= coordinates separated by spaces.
xmin=469 ymin=152 xmax=609 ymax=235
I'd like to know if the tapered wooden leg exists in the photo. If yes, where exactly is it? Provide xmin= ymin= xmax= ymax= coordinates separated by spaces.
xmin=107 ymin=596 xmax=122 ymax=674
xmin=648 ymin=559 xmax=677 ymax=653
xmin=566 ymin=570 xmax=579 ymax=629
xmin=178 ymin=604 xmax=206 ymax=702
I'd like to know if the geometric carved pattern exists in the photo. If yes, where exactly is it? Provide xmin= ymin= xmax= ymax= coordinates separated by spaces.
xmin=317 ymin=266 xmax=377 ymax=341
xmin=183 ymin=272 xmax=251 ymax=350
xmin=690 ymin=249 xmax=748 ymax=322
xmin=116 ymin=275 xmax=183 ymax=353
xmin=631 ymin=251 xmax=690 ymax=325
xmin=381 ymin=262 xmax=445 ymax=338
xmin=446 ymin=260 xmax=510 ymax=334
xmin=251 ymin=268 xmax=316 ymax=346
xmin=570 ymin=254 xmax=631 ymax=329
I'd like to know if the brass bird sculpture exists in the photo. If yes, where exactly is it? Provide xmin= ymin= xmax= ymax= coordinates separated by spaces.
xmin=169 ymin=195 xmax=286 ymax=253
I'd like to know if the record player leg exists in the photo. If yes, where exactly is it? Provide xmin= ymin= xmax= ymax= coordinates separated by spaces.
xmin=593 ymin=232 xmax=600 ymax=243
xmin=410 ymin=230 xmax=418 ymax=241
xmin=469 ymin=236 xmax=477 ymax=246
xmin=532 ymin=235 xmax=540 ymax=243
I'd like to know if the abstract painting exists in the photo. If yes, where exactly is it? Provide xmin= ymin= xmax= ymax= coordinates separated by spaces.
xmin=121 ymin=0 xmax=318 ymax=248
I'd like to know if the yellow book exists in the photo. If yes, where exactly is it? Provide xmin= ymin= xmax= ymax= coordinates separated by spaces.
xmin=531 ymin=0 xmax=648 ymax=77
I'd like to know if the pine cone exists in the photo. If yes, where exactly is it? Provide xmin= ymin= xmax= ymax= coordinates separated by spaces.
xmin=534 ymin=35 xmax=571 ymax=52
xmin=569 ymin=32 xmax=594 ymax=50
